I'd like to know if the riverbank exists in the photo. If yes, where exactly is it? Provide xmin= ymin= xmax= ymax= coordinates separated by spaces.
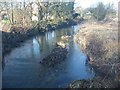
xmin=2 ymin=18 xmax=83 ymax=57
xmin=72 ymin=17 xmax=120 ymax=88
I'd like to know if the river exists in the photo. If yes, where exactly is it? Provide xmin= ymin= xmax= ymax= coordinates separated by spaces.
xmin=2 ymin=24 xmax=95 ymax=88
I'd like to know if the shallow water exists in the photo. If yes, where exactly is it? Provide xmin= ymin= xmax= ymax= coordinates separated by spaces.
xmin=2 ymin=25 xmax=95 ymax=88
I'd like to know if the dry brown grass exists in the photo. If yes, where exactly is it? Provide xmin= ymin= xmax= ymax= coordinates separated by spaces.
xmin=74 ymin=17 xmax=119 ymax=87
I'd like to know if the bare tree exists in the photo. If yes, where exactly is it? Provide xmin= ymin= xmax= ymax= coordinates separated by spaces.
xmin=11 ymin=0 xmax=14 ymax=24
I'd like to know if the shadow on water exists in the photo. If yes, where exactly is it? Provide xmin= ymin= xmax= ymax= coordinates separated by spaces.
xmin=2 ymin=25 xmax=95 ymax=88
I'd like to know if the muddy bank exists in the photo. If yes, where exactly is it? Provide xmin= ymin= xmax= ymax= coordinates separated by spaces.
xmin=68 ymin=78 xmax=118 ymax=88
xmin=72 ymin=17 xmax=120 ymax=88
xmin=2 ymin=18 xmax=83 ymax=57
xmin=40 ymin=46 xmax=68 ymax=67
xmin=40 ymin=35 xmax=71 ymax=67
xmin=2 ymin=27 xmax=40 ymax=57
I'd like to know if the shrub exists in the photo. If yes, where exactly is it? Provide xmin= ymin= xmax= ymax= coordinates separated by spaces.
xmin=89 ymin=2 xmax=107 ymax=21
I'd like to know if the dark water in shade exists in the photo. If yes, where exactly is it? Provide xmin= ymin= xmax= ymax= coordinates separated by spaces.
xmin=2 ymin=24 xmax=95 ymax=88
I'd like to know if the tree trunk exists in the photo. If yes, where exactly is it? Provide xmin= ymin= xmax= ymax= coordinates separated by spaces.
xmin=23 ymin=0 xmax=26 ymax=26
xmin=30 ymin=3 xmax=32 ymax=23
xmin=11 ymin=0 xmax=14 ymax=25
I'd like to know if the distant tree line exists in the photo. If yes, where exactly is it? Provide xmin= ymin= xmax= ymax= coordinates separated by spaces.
xmin=88 ymin=2 xmax=116 ymax=21
xmin=0 ymin=0 xmax=75 ymax=27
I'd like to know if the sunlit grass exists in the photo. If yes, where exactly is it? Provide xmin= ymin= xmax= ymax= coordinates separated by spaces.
xmin=1 ymin=20 xmax=11 ymax=24
xmin=75 ymin=17 xmax=119 ymax=87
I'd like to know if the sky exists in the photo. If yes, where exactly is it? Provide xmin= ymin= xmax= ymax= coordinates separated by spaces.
xmin=74 ymin=0 xmax=119 ymax=10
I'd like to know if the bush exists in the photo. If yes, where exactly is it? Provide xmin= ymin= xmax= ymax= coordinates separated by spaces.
xmin=89 ymin=2 xmax=107 ymax=21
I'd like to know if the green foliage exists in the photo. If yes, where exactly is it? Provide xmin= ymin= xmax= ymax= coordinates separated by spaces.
xmin=1 ymin=20 xmax=11 ymax=24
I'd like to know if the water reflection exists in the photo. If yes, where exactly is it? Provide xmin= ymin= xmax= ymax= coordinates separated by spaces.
xmin=3 ymin=25 xmax=95 ymax=88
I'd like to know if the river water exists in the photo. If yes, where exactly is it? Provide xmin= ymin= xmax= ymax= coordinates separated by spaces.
xmin=2 ymin=24 xmax=95 ymax=88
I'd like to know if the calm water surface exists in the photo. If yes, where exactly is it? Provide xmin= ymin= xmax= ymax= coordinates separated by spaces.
xmin=3 ymin=25 xmax=95 ymax=88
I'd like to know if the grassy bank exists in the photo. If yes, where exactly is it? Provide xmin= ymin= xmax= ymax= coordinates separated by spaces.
xmin=73 ymin=17 xmax=119 ymax=88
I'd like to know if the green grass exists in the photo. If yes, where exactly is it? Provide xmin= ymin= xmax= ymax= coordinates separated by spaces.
xmin=1 ymin=20 xmax=11 ymax=24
